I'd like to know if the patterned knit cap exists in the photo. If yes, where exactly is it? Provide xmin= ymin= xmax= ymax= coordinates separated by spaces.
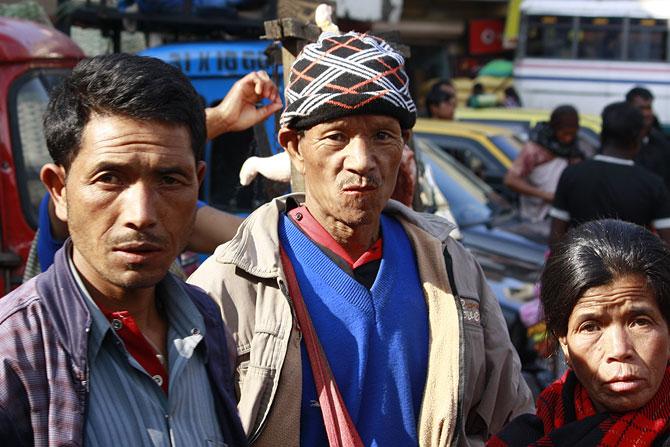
xmin=280 ymin=31 xmax=417 ymax=130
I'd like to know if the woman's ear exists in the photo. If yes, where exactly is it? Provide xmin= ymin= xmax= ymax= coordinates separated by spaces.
xmin=558 ymin=334 xmax=571 ymax=368
xmin=40 ymin=163 xmax=68 ymax=223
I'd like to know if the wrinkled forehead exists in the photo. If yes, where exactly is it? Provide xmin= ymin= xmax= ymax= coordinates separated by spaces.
xmin=572 ymin=275 xmax=660 ymax=318
xmin=73 ymin=114 xmax=196 ymax=168
xmin=303 ymin=114 xmax=403 ymax=134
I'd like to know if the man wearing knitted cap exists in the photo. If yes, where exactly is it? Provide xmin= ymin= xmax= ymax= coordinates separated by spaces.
xmin=189 ymin=31 xmax=533 ymax=446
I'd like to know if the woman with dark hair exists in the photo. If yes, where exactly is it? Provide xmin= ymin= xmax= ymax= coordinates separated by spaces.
xmin=488 ymin=219 xmax=670 ymax=446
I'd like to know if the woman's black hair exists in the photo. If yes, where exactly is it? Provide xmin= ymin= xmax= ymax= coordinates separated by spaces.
xmin=541 ymin=219 xmax=670 ymax=337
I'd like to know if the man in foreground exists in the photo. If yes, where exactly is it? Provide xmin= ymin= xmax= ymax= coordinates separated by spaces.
xmin=549 ymin=101 xmax=670 ymax=246
xmin=23 ymin=69 xmax=282 ymax=280
xmin=0 ymin=54 xmax=246 ymax=446
xmin=189 ymin=31 xmax=533 ymax=446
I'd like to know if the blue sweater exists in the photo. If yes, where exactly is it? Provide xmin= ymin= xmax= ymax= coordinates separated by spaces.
xmin=279 ymin=213 xmax=428 ymax=446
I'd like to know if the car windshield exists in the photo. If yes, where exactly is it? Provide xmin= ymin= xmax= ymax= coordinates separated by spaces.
xmin=489 ymin=134 xmax=522 ymax=160
xmin=9 ymin=69 xmax=70 ymax=227
xmin=414 ymin=136 xmax=513 ymax=227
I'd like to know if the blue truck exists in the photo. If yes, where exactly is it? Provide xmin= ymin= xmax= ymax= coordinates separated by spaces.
xmin=141 ymin=40 xmax=287 ymax=215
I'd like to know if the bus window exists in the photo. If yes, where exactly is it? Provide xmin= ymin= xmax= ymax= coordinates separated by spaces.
xmin=526 ymin=15 xmax=575 ymax=58
xmin=578 ymin=17 xmax=623 ymax=60
xmin=628 ymin=18 xmax=668 ymax=61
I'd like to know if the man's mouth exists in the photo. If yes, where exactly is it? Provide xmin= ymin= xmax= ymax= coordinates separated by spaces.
xmin=113 ymin=242 xmax=163 ymax=263
xmin=342 ymin=185 xmax=377 ymax=193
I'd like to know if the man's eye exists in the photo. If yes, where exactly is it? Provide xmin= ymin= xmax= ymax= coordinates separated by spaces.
xmin=324 ymin=133 xmax=346 ymax=142
xmin=161 ymin=176 xmax=183 ymax=186
xmin=97 ymin=173 xmax=121 ymax=184
xmin=375 ymin=131 xmax=392 ymax=140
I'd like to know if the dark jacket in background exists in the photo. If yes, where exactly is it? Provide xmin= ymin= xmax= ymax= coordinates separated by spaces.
xmin=636 ymin=128 xmax=670 ymax=190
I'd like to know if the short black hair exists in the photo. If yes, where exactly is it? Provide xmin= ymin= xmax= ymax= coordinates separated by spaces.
xmin=600 ymin=101 xmax=644 ymax=149
xmin=44 ymin=53 xmax=205 ymax=169
xmin=626 ymin=86 xmax=654 ymax=103
xmin=549 ymin=104 xmax=578 ymax=130
xmin=541 ymin=219 xmax=670 ymax=338
xmin=430 ymin=79 xmax=454 ymax=93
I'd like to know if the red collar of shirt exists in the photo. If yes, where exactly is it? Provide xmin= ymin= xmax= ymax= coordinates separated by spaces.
xmin=287 ymin=205 xmax=382 ymax=269
xmin=99 ymin=304 xmax=169 ymax=394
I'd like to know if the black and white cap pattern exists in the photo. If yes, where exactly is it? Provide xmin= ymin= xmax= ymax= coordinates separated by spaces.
xmin=280 ymin=31 xmax=417 ymax=130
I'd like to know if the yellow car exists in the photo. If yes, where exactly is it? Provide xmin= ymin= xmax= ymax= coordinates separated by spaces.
xmin=455 ymin=107 xmax=601 ymax=156
xmin=413 ymin=119 xmax=522 ymax=197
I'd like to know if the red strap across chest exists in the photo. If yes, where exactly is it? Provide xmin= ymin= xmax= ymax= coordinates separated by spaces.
xmin=279 ymin=245 xmax=364 ymax=447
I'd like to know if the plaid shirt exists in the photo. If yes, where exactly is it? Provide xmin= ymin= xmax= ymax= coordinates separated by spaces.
xmin=0 ymin=240 xmax=246 ymax=447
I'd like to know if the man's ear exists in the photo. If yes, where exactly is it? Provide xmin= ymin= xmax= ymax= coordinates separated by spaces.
xmin=278 ymin=127 xmax=304 ymax=175
xmin=196 ymin=160 xmax=207 ymax=187
xmin=402 ymin=129 xmax=411 ymax=145
xmin=40 ymin=164 xmax=68 ymax=222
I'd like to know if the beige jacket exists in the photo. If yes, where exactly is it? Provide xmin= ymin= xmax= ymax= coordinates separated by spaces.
xmin=188 ymin=194 xmax=533 ymax=446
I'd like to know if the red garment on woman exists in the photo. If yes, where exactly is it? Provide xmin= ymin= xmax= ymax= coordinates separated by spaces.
xmin=487 ymin=365 xmax=670 ymax=446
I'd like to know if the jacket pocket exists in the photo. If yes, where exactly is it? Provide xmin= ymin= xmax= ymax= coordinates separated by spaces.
xmin=460 ymin=297 xmax=489 ymax=439
xmin=237 ymin=364 xmax=274 ymax=436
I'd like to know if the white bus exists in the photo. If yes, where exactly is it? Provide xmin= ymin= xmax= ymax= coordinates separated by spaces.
xmin=514 ymin=0 xmax=670 ymax=122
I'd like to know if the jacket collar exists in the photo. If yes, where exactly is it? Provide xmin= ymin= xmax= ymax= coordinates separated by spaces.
xmin=216 ymin=193 xmax=456 ymax=278
xmin=35 ymin=239 xmax=92 ymax=373
xmin=33 ymin=239 xmax=226 ymax=370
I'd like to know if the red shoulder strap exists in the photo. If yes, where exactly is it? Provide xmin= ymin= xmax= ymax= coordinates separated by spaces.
xmin=279 ymin=245 xmax=364 ymax=447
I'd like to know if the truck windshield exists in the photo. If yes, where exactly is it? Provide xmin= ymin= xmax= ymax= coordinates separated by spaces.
xmin=9 ymin=69 xmax=70 ymax=227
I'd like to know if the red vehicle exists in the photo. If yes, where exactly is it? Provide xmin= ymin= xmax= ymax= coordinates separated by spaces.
xmin=0 ymin=18 xmax=84 ymax=293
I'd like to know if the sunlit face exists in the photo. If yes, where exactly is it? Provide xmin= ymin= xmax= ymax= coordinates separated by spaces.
xmin=432 ymin=98 xmax=457 ymax=121
xmin=559 ymin=275 xmax=670 ymax=413
xmin=431 ymin=85 xmax=457 ymax=121
xmin=283 ymin=115 xmax=406 ymax=231
xmin=630 ymin=96 xmax=654 ymax=133
xmin=54 ymin=114 xmax=205 ymax=297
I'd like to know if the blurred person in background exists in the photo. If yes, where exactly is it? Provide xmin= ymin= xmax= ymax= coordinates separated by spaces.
xmin=549 ymin=102 xmax=670 ymax=246
xmin=625 ymin=86 xmax=670 ymax=190
xmin=503 ymin=87 xmax=522 ymax=108
xmin=504 ymin=105 xmax=582 ymax=240
xmin=425 ymin=79 xmax=458 ymax=120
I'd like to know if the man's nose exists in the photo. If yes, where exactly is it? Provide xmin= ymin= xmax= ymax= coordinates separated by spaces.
xmin=343 ymin=136 xmax=375 ymax=174
xmin=604 ymin=325 xmax=635 ymax=363
xmin=120 ymin=182 xmax=158 ymax=230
